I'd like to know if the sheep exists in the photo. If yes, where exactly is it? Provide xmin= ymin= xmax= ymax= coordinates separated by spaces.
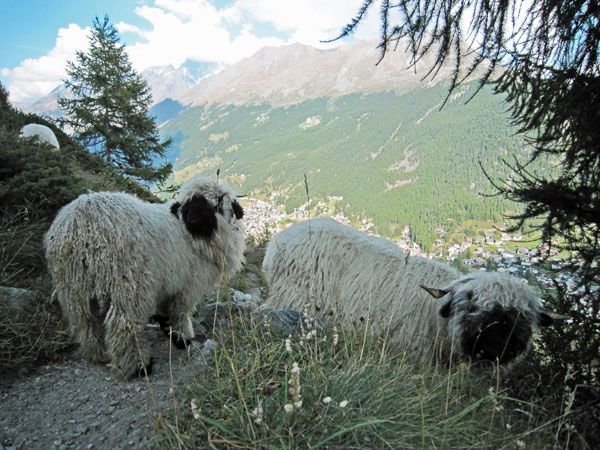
xmin=263 ymin=217 xmax=560 ymax=366
xmin=44 ymin=176 xmax=245 ymax=378
xmin=19 ymin=123 xmax=60 ymax=149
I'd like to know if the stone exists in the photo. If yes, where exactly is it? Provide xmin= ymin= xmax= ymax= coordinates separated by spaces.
xmin=0 ymin=286 xmax=37 ymax=321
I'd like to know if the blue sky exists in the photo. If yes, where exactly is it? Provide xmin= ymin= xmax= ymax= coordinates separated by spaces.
xmin=0 ymin=0 xmax=377 ymax=103
xmin=0 ymin=0 xmax=146 ymax=68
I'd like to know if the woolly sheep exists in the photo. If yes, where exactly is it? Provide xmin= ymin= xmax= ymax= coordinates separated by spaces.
xmin=19 ymin=123 xmax=60 ymax=149
xmin=263 ymin=217 xmax=560 ymax=366
xmin=45 ymin=176 xmax=245 ymax=378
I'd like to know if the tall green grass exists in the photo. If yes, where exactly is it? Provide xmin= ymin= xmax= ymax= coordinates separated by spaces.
xmin=153 ymin=313 xmax=570 ymax=449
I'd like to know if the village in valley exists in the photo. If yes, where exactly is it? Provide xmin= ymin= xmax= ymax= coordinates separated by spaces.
xmin=241 ymin=195 xmax=599 ymax=300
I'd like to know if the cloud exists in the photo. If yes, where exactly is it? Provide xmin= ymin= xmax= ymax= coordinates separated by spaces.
xmin=2 ymin=24 xmax=89 ymax=103
xmin=233 ymin=0 xmax=380 ymax=46
xmin=3 ymin=1 xmax=382 ymax=103
xmin=121 ymin=0 xmax=286 ymax=69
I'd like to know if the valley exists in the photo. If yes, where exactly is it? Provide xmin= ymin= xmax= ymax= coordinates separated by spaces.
xmin=159 ymin=82 xmax=527 ymax=250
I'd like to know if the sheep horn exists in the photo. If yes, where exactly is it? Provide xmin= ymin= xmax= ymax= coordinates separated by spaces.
xmin=544 ymin=311 xmax=569 ymax=320
xmin=420 ymin=284 xmax=450 ymax=299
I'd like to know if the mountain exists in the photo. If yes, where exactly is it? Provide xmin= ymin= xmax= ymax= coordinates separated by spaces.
xmin=15 ymin=84 xmax=68 ymax=118
xmin=174 ymin=41 xmax=475 ymax=107
xmin=161 ymin=94 xmax=524 ymax=250
xmin=142 ymin=60 xmax=221 ymax=104
xmin=150 ymin=40 xmax=525 ymax=250
xmin=13 ymin=59 xmax=221 ymax=118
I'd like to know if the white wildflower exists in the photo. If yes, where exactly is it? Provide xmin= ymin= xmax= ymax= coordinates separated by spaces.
xmin=332 ymin=327 xmax=339 ymax=347
xmin=284 ymin=404 xmax=294 ymax=414
xmin=288 ymin=361 xmax=302 ymax=411
xmin=252 ymin=403 xmax=263 ymax=426
xmin=190 ymin=399 xmax=200 ymax=420
xmin=339 ymin=400 xmax=349 ymax=408
xmin=285 ymin=336 xmax=292 ymax=353
xmin=323 ymin=396 xmax=332 ymax=405
xmin=515 ymin=439 xmax=526 ymax=448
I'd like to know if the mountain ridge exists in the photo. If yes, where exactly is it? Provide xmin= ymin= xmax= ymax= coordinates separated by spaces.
xmin=174 ymin=40 xmax=473 ymax=107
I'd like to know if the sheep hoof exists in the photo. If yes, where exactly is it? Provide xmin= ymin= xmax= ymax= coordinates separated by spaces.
xmin=150 ymin=314 xmax=170 ymax=333
xmin=172 ymin=333 xmax=192 ymax=349
xmin=137 ymin=357 xmax=154 ymax=377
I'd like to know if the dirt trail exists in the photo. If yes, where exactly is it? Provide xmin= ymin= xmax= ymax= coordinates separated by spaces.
xmin=0 ymin=326 xmax=212 ymax=450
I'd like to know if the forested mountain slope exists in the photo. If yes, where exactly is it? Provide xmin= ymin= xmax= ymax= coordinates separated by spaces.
xmin=162 ymin=82 xmax=524 ymax=248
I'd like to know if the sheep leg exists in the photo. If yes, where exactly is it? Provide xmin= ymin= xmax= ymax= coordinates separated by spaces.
xmin=166 ymin=311 xmax=195 ymax=349
xmin=155 ymin=297 xmax=196 ymax=349
xmin=105 ymin=304 xmax=152 ymax=378
xmin=60 ymin=292 xmax=108 ymax=363
xmin=73 ymin=317 xmax=108 ymax=363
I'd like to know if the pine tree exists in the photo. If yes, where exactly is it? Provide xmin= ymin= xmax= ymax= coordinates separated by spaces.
xmin=59 ymin=15 xmax=172 ymax=183
xmin=331 ymin=1 xmax=599 ymax=441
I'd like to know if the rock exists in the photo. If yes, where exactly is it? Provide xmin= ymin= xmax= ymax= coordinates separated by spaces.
xmin=0 ymin=286 xmax=37 ymax=321
xmin=255 ymin=307 xmax=323 ymax=337
xmin=232 ymin=290 xmax=248 ymax=303
xmin=201 ymin=339 xmax=217 ymax=356
xmin=203 ymin=301 xmax=256 ymax=321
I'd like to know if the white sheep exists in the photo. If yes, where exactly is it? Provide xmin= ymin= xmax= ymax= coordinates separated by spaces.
xmin=263 ymin=217 xmax=559 ymax=366
xmin=44 ymin=176 xmax=245 ymax=378
xmin=19 ymin=123 xmax=60 ymax=149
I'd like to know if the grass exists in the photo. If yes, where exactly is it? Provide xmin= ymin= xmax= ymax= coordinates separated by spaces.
xmin=0 ymin=213 xmax=71 ymax=378
xmin=152 ymin=312 xmax=569 ymax=449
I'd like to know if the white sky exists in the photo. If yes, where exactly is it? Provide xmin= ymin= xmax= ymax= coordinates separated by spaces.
xmin=2 ymin=0 xmax=380 ymax=103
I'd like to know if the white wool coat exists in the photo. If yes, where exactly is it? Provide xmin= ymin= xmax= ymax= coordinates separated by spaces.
xmin=20 ymin=123 xmax=60 ymax=149
xmin=263 ymin=217 xmax=545 ymax=364
xmin=45 ymin=177 xmax=245 ymax=377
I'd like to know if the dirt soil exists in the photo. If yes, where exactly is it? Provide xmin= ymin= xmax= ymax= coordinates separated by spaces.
xmin=0 ymin=245 xmax=267 ymax=450
xmin=0 ymin=326 xmax=213 ymax=450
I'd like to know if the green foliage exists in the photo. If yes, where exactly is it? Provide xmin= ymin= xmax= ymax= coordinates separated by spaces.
xmin=0 ymin=128 xmax=85 ymax=220
xmin=153 ymin=316 xmax=567 ymax=449
xmin=164 ymin=83 xmax=524 ymax=248
xmin=59 ymin=15 xmax=172 ymax=184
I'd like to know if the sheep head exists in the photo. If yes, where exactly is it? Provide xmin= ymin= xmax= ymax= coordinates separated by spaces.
xmin=420 ymin=272 xmax=562 ymax=364
xmin=170 ymin=176 xmax=244 ymax=239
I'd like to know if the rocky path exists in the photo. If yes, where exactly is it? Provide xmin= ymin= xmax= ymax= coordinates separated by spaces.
xmin=0 ymin=326 xmax=213 ymax=450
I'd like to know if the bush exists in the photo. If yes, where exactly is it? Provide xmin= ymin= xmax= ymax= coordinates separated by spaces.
xmin=505 ymin=282 xmax=600 ymax=448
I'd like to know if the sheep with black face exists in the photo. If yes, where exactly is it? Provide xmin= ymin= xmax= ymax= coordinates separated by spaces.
xmin=44 ymin=176 xmax=245 ymax=378
xmin=263 ymin=217 xmax=560 ymax=366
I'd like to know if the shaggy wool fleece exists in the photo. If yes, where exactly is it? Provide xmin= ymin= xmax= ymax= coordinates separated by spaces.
xmin=263 ymin=217 xmax=551 ymax=365
xmin=45 ymin=177 xmax=245 ymax=378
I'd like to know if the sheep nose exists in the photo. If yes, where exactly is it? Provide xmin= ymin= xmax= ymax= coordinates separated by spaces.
xmin=463 ymin=307 xmax=532 ymax=364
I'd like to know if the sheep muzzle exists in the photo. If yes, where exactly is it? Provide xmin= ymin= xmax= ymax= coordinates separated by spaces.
xmin=461 ymin=305 xmax=532 ymax=364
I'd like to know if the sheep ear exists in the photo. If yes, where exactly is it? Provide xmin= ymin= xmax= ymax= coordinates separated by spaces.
xmin=180 ymin=195 xmax=218 ymax=239
xmin=232 ymin=200 xmax=244 ymax=219
xmin=170 ymin=202 xmax=181 ymax=217
xmin=420 ymin=284 xmax=450 ymax=299
xmin=439 ymin=298 xmax=455 ymax=318
xmin=538 ymin=310 xmax=569 ymax=327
